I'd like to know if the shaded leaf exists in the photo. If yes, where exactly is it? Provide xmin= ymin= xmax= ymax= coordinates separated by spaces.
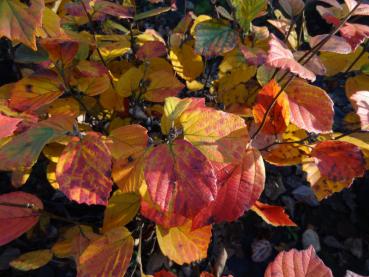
xmin=56 ymin=132 xmax=113 ymax=206
xmin=309 ymin=35 xmax=352 ymax=54
xmin=40 ymin=37 xmax=79 ymax=66
xmin=0 ymin=114 xmax=22 ymax=139
xmin=10 ymin=250 xmax=52 ymax=271
xmin=0 ymin=192 xmax=43 ymax=246
xmin=156 ymin=221 xmax=211 ymax=265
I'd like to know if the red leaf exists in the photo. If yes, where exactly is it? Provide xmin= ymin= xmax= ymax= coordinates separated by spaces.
xmin=285 ymin=79 xmax=334 ymax=133
xmin=40 ymin=37 xmax=79 ymax=66
xmin=0 ymin=114 xmax=22 ymax=139
xmin=154 ymin=270 xmax=177 ymax=277
xmin=252 ymin=79 xmax=290 ymax=135
xmin=136 ymin=41 xmax=167 ymax=60
xmin=193 ymin=147 xmax=265 ymax=228
xmin=312 ymin=141 xmax=366 ymax=182
xmin=144 ymin=139 xmax=217 ymax=218
xmin=266 ymin=34 xmax=316 ymax=81
xmin=339 ymin=23 xmax=369 ymax=51
xmin=0 ymin=192 xmax=43 ymax=246
xmin=350 ymin=90 xmax=369 ymax=130
xmin=309 ymin=35 xmax=352 ymax=54
xmin=251 ymin=201 xmax=296 ymax=227
xmin=264 ymin=246 xmax=333 ymax=277
xmin=56 ymin=132 xmax=113 ymax=206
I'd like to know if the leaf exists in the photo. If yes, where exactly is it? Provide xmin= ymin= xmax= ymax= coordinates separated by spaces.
xmin=350 ymin=91 xmax=369 ymax=130
xmin=134 ymin=6 xmax=172 ymax=21
xmin=312 ymin=141 xmax=366 ymax=182
xmin=180 ymin=104 xmax=249 ymax=163
xmin=108 ymin=124 xmax=148 ymax=160
xmin=339 ymin=23 xmax=369 ymax=51
xmin=156 ymin=221 xmax=212 ymax=265
xmin=231 ymin=0 xmax=267 ymax=32
xmin=264 ymin=246 xmax=333 ymax=277
xmin=102 ymin=191 xmax=140 ymax=233
xmin=40 ymin=37 xmax=79 ymax=66
xmin=161 ymin=97 xmax=193 ymax=135
xmin=169 ymin=43 xmax=204 ymax=81
xmin=267 ymin=34 xmax=316 ymax=81
xmin=144 ymin=139 xmax=217 ymax=217
xmin=302 ymin=156 xmax=354 ymax=200
xmin=10 ymin=249 xmax=52 ymax=271
xmin=193 ymin=146 xmax=265 ymax=228
xmin=0 ymin=192 xmax=43 ymax=246
xmin=251 ymin=201 xmax=296 ymax=227
xmin=78 ymin=227 xmax=133 ymax=277
xmin=252 ymin=79 xmax=290 ymax=135
xmin=279 ymin=0 xmax=305 ymax=17
xmin=52 ymin=225 xmax=99 ymax=259
xmin=74 ymin=75 xmax=111 ymax=96
xmin=144 ymin=70 xmax=185 ymax=102
xmin=94 ymin=0 xmax=134 ymax=19
xmin=0 ymin=0 xmax=44 ymax=50
xmin=0 ymin=114 xmax=22 ymax=139
xmin=345 ymin=74 xmax=369 ymax=100
xmin=116 ymin=67 xmax=144 ymax=97
xmin=0 ymin=116 xmax=72 ymax=171
xmin=285 ymin=79 xmax=334 ymax=133
xmin=194 ymin=19 xmax=239 ymax=57
xmin=309 ymin=35 xmax=352 ymax=54
xmin=9 ymin=70 xmax=64 ymax=112
xmin=136 ymin=41 xmax=167 ymax=60
xmin=56 ymin=132 xmax=113 ymax=206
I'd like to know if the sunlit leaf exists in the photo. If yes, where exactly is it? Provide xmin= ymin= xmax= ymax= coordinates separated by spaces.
xmin=78 ymin=227 xmax=133 ymax=277
xmin=350 ymin=90 xmax=369 ymax=130
xmin=285 ymin=79 xmax=334 ymax=133
xmin=56 ymin=132 xmax=113 ymax=206
xmin=40 ymin=37 xmax=79 ymax=66
xmin=251 ymin=201 xmax=296 ymax=227
xmin=0 ymin=192 xmax=43 ymax=246
xmin=156 ymin=221 xmax=212 ymax=265
xmin=230 ymin=0 xmax=267 ymax=32
xmin=144 ymin=139 xmax=217 ymax=217
xmin=265 ymin=246 xmax=333 ymax=277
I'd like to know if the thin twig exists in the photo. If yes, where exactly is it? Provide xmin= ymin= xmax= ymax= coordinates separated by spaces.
xmin=345 ymin=40 xmax=368 ymax=73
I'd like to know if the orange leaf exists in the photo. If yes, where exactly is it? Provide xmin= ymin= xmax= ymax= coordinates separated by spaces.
xmin=264 ymin=246 xmax=333 ymax=277
xmin=156 ymin=221 xmax=212 ymax=265
xmin=312 ymin=141 xmax=366 ymax=182
xmin=253 ymin=79 xmax=290 ymax=135
xmin=0 ymin=0 xmax=44 ymax=50
xmin=9 ymin=70 xmax=64 ymax=112
xmin=56 ymin=132 xmax=113 ymax=206
xmin=136 ymin=41 xmax=167 ymax=60
xmin=78 ymin=227 xmax=133 ymax=277
xmin=285 ymin=79 xmax=334 ymax=133
xmin=40 ymin=37 xmax=79 ymax=66
xmin=144 ymin=139 xmax=217 ymax=217
xmin=0 ymin=192 xmax=43 ymax=246
xmin=251 ymin=201 xmax=296 ymax=227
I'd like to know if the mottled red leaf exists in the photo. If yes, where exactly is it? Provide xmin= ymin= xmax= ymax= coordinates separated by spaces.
xmin=253 ymin=79 xmax=290 ymax=135
xmin=285 ymin=79 xmax=334 ymax=133
xmin=144 ymin=139 xmax=217 ymax=217
xmin=309 ymin=35 xmax=352 ymax=54
xmin=56 ymin=132 xmax=113 ymax=206
xmin=136 ymin=41 xmax=167 ymax=60
xmin=267 ymin=34 xmax=316 ymax=81
xmin=350 ymin=90 xmax=369 ymax=130
xmin=264 ymin=246 xmax=333 ymax=277
xmin=312 ymin=141 xmax=366 ymax=182
xmin=251 ymin=201 xmax=296 ymax=227
xmin=0 ymin=192 xmax=43 ymax=246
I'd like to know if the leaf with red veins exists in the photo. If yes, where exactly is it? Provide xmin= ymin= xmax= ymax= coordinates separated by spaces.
xmin=266 ymin=34 xmax=316 ymax=81
xmin=312 ymin=141 xmax=366 ymax=182
xmin=144 ymin=139 xmax=217 ymax=218
xmin=56 ymin=132 xmax=113 ymax=206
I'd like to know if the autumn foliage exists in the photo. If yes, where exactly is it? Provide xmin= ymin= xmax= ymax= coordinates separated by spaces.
xmin=0 ymin=0 xmax=368 ymax=276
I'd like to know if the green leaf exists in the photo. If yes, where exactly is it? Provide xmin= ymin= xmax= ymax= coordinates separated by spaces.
xmin=231 ymin=0 xmax=267 ymax=32
xmin=194 ymin=19 xmax=238 ymax=57
xmin=361 ymin=63 xmax=369 ymax=75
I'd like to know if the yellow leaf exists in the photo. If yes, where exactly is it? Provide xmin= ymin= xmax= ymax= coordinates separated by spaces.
xmin=190 ymin=15 xmax=212 ymax=36
xmin=186 ymin=80 xmax=204 ymax=91
xmin=102 ymin=191 xmax=140 ymax=232
xmin=11 ymin=168 xmax=31 ymax=189
xmin=170 ymin=43 xmax=204 ymax=81
xmin=10 ymin=250 xmax=53 ymax=271
xmin=47 ymin=162 xmax=59 ymax=190
xmin=156 ymin=221 xmax=212 ymax=265
xmin=43 ymin=142 xmax=65 ymax=163
xmin=116 ymin=67 xmax=144 ymax=97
